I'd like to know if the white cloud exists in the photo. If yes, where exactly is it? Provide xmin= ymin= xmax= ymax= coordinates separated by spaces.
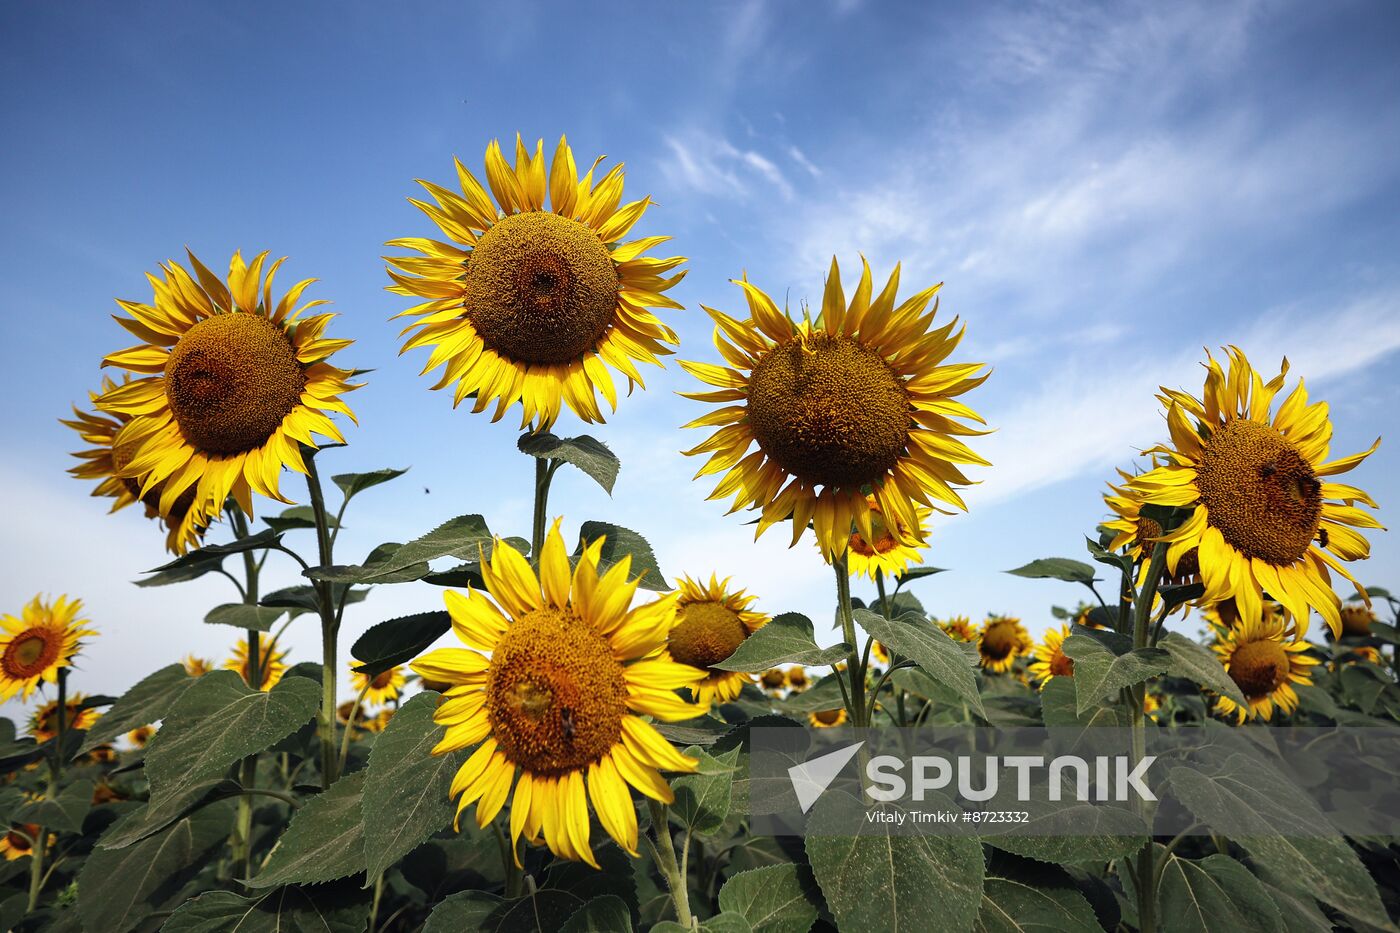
xmin=661 ymin=131 xmax=794 ymax=202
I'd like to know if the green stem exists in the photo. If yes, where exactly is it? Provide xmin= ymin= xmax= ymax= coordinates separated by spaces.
xmin=833 ymin=557 xmax=866 ymax=727
xmin=338 ymin=682 xmax=372 ymax=773
xmin=235 ymin=787 xmax=303 ymax=809
xmin=494 ymin=822 xmax=523 ymax=897
xmin=645 ymin=801 xmax=692 ymax=927
xmin=530 ymin=456 xmax=557 ymax=558
xmin=368 ymin=872 xmax=385 ymax=933
xmin=1132 ymin=541 xmax=1169 ymax=933
xmin=26 ymin=670 xmax=67 ymax=912
xmin=305 ymin=454 xmax=340 ymax=788
xmin=229 ymin=509 xmax=263 ymax=879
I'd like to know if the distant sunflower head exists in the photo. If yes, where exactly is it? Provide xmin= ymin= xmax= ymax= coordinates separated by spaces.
xmin=809 ymin=708 xmax=848 ymax=728
xmin=366 ymin=709 xmax=395 ymax=733
xmin=97 ymin=250 xmax=359 ymax=554
xmin=0 ymin=596 xmax=96 ymax=702
xmin=387 ymin=135 xmax=685 ymax=430
xmin=1130 ymin=348 xmax=1382 ymax=638
xmin=1212 ymin=610 xmax=1318 ymax=723
xmin=29 ymin=694 xmax=100 ymax=743
xmin=977 ymin=616 xmax=1031 ymax=673
xmin=1027 ymin=625 xmax=1074 ymax=688
xmin=785 ymin=666 xmax=809 ymax=691
xmin=663 ymin=574 xmax=767 ymax=707
xmin=409 ymin=520 xmax=705 ymax=867
xmin=183 ymin=654 xmax=213 ymax=677
xmin=127 ymin=725 xmax=156 ymax=748
xmin=1338 ymin=604 xmax=1377 ymax=639
xmin=224 ymin=634 xmax=288 ymax=692
xmin=1104 ymin=471 xmax=1200 ymax=586
xmin=0 ymin=825 xmax=42 ymax=861
xmin=939 ymin=616 xmax=977 ymax=642
xmin=759 ymin=668 xmax=787 ymax=692
xmin=838 ymin=494 xmax=934 ymax=581
xmin=681 ymin=257 xmax=989 ymax=562
xmin=350 ymin=663 xmax=405 ymax=707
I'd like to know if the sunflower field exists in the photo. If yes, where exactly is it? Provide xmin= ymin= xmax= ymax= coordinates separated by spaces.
xmin=3 ymin=89 xmax=1397 ymax=933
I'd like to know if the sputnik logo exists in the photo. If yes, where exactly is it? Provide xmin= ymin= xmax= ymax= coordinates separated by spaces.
xmin=788 ymin=741 xmax=865 ymax=813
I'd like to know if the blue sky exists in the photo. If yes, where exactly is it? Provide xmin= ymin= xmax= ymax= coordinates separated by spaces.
xmin=2 ymin=0 xmax=1398 ymax=712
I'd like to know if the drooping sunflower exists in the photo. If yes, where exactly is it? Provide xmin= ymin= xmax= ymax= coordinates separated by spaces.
xmin=224 ymin=634 xmax=288 ymax=692
xmin=809 ymin=708 xmax=848 ymax=728
xmin=1129 ymin=348 xmax=1382 ymax=637
xmin=0 ymin=825 xmax=43 ymax=861
xmin=1338 ymin=604 xmax=1377 ymax=639
xmin=183 ymin=654 xmax=213 ymax=677
xmin=838 ymin=494 xmax=935 ymax=581
xmin=127 ymin=725 xmax=156 ymax=748
xmin=977 ymin=616 xmax=1031 ymax=673
xmin=350 ymin=663 xmax=405 ymax=707
xmin=96 ymin=250 xmax=359 ymax=553
xmin=61 ymin=377 xmax=209 ymax=553
xmin=681 ymin=257 xmax=989 ymax=561
xmin=663 ymin=575 xmax=767 ymax=707
xmin=939 ymin=616 xmax=977 ymax=642
xmin=1027 ymin=625 xmax=1074 ymax=688
xmin=0 ymin=596 xmax=96 ymax=702
xmin=386 ymin=135 xmax=685 ymax=430
xmin=1103 ymin=468 xmax=1202 ymax=588
xmin=29 ymin=695 xmax=101 ymax=742
xmin=1212 ymin=610 xmax=1319 ymax=723
xmin=409 ymin=521 xmax=705 ymax=867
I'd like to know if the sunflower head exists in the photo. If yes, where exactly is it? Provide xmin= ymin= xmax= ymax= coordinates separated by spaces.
xmin=938 ymin=616 xmax=977 ymax=642
xmin=1103 ymin=473 xmax=1200 ymax=585
xmin=809 ymin=708 xmax=848 ymax=728
xmin=224 ymin=634 xmax=288 ymax=692
xmin=409 ymin=519 xmax=705 ymax=867
xmin=840 ymin=494 xmax=933 ymax=581
xmin=785 ymin=666 xmax=809 ymax=691
xmin=29 ymin=694 xmax=101 ymax=743
xmin=681 ymin=257 xmax=989 ymax=562
xmin=183 ymin=654 xmax=213 ymax=677
xmin=350 ymin=663 xmax=406 ymax=707
xmin=1212 ymin=609 xmax=1318 ymax=723
xmin=387 ymin=135 xmax=685 ymax=430
xmin=97 ymin=250 xmax=359 ymax=553
xmin=977 ymin=616 xmax=1031 ymax=673
xmin=1339 ymin=605 xmax=1377 ymax=639
xmin=127 ymin=725 xmax=156 ymax=748
xmin=0 ymin=596 xmax=96 ymax=703
xmin=759 ymin=668 xmax=787 ymax=692
xmin=1130 ymin=348 xmax=1382 ymax=638
xmin=1027 ymin=625 xmax=1074 ymax=688
xmin=664 ymin=575 xmax=767 ymax=707
xmin=0 ymin=825 xmax=42 ymax=861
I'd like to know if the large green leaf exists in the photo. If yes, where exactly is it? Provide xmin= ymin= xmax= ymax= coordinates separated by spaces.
xmin=1158 ymin=632 xmax=1245 ymax=705
xmin=145 ymin=528 xmax=282 ymax=574
xmin=260 ymin=583 xmax=367 ymax=618
xmin=559 ymin=895 xmax=634 ymax=933
xmin=78 ymin=802 xmax=233 ymax=933
xmin=350 ymin=610 xmax=452 ymax=678
xmin=856 ymin=609 xmax=986 ymax=719
xmin=144 ymin=671 xmax=320 ymax=805
xmin=309 ymin=514 xmax=493 ymax=584
xmin=98 ymin=777 xmax=239 ymax=850
xmin=262 ymin=505 xmax=341 ymax=533
xmin=493 ymin=890 xmax=587 ymax=932
xmin=77 ymin=664 xmax=194 ymax=755
xmin=361 ymin=692 xmax=468 ymax=877
xmin=1038 ymin=677 xmax=1129 ymax=729
xmin=519 ymin=432 xmax=621 ymax=495
xmin=14 ymin=779 xmax=93 ymax=833
xmin=713 ymin=613 xmax=849 ymax=672
xmin=423 ymin=892 xmax=505 ymax=932
xmin=1006 ymin=558 xmax=1098 ymax=584
xmin=671 ymin=745 xmax=740 ymax=834
xmin=162 ymin=882 xmax=370 ymax=933
xmin=1061 ymin=635 xmax=1169 ymax=714
xmin=1155 ymin=853 xmax=1283 ymax=933
xmin=575 ymin=521 xmax=667 ymax=590
xmin=249 ymin=769 xmax=367 ymax=888
xmin=973 ymin=877 xmax=1100 ymax=932
xmin=204 ymin=602 xmax=286 ymax=632
xmin=332 ymin=467 xmax=409 ymax=501
xmin=806 ymin=792 xmax=983 ymax=933
xmin=717 ymin=864 xmax=823 ymax=933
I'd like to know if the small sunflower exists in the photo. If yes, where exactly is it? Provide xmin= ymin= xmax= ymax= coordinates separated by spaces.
xmin=1338 ymin=645 xmax=1382 ymax=667
xmin=759 ymin=668 xmax=787 ymax=693
xmin=409 ymin=520 xmax=705 ymax=867
xmin=1104 ymin=468 xmax=1202 ymax=587
xmin=350 ymin=663 xmax=405 ymax=707
xmin=224 ymin=634 xmax=288 ymax=691
xmin=183 ymin=654 xmax=213 ymax=677
xmin=0 ymin=825 xmax=42 ymax=861
xmin=977 ymin=616 xmax=1031 ymax=673
xmin=939 ymin=616 xmax=977 ymax=642
xmin=387 ymin=135 xmax=685 ymax=430
xmin=785 ymin=666 xmax=809 ymax=692
xmin=1143 ymin=691 xmax=1162 ymax=718
xmin=29 ymin=695 xmax=101 ymax=743
xmin=1212 ymin=610 xmax=1319 ymax=723
xmin=840 ymin=495 xmax=934 ymax=581
xmin=365 ymin=709 xmax=395 ymax=733
xmin=97 ymin=250 xmax=359 ymax=553
xmin=0 ymin=596 xmax=96 ymax=702
xmin=1130 ymin=348 xmax=1382 ymax=637
xmin=1027 ymin=625 xmax=1074 ymax=688
xmin=663 ymin=575 xmax=767 ymax=707
xmin=809 ymin=708 xmax=848 ymax=728
xmin=127 ymin=725 xmax=156 ymax=748
xmin=681 ymin=257 xmax=989 ymax=562
xmin=1338 ymin=604 xmax=1377 ymax=639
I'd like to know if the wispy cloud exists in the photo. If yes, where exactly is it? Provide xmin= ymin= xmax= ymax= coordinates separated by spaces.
xmin=661 ymin=131 xmax=795 ymax=202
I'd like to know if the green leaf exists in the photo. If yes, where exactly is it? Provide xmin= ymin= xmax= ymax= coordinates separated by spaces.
xmin=362 ymin=692 xmax=468 ymax=878
xmin=249 ymin=769 xmax=368 ymax=887
xmin=422 ymin=562 xmax=486 ymax=588
xmin=333 ymin=467 xmax=409 ymax=501
xmin=654 ymin=915 xmax=753 ymax=933
xmin=806 ymin=792 xmax=983 ymax=933
xmin=162 ymin=882 xmax=370 ymax=933
xmin=575 ymin=521 xmax=667 ymax=590
xmin=973 ymin=877 xmax=1101 ymax=932
xmin=1365 ymin=585 xmax=1392 ymax=599
xmin=671 ymin=746 xmax=740 ymax=834
xmin=146 ymin=528 xmax=283 ymax=573
xmin=855 ymin=609 xmax=986 ymax=719
xmin=1158 ymin=632 xmax=1246 ymax=705
xmin=309 ymin=514 xmax=494 ymax=584
xmin=14 ymin=779 xmax=93 ymax=832
xmin=493 ymin=890 xmax=587 ymax=932
xmin=260 ymin=583 xmax=367 ymax=618
xmin=0 ymin=718 xmax=39 ymax=766
xmin=712 ymin=613 xmax=849 ymax=672
xmin=263 ymin=505 xmax=341 ymax=533
xmin=424 ymin=891 xmax=505 ymax=932
xmin=204 ymin=602 xmax=286 ymax=632
xmin=1038 ymin=677 xmax=1129 ymax=729
xmin=895 ymin=566 xmax=947 ymax=584
xmin=77 ymin=664 xmax=195 ymax=755
xmin=545 ymin=843 xmax=639 ymax=921
xmin=144 ymin=671 xmax=320 ymax=805
xmin=350 ymin=610 xmax=452 ymax=678
xmin=1085 ymin=536 xmax=1134 ymax=576
xmin=559 ymin=895 xmax=634 ymax=933
xmin=1156 ymin=854 xmax=1284 ymax=933
xmin=519 ymin=432 xmax=621 ymax=495
xmin=78 ymin=802 xmax=233 ymax=933
xmin=1006 ymin=558 xmax=1098 ymax=584
xmin=717 ymin=864 xmax=822 ymax=933
xmin=133 ymin=548 xmax=228 ymax=587
xmin=986 ymin=826 xmax=1145 ymax=866
xmin=1060 ymin=635 xmax=1169 ymax=714
xmin=98 ymin=777 xmax=240 ymax=850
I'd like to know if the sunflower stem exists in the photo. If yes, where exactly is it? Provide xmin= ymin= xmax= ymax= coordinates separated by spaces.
xmin=26 ymin=669 xmax=67 ymax=912
xmin=833 ymin=557 xmax=866 ymax=727
xmin=530 ymin=455 xmax=557 ymax=559
xmin=338 ymin=681 xmax=373 ymax=774
xmin=646 ymin=800 xmax=692 ymax=927
xmin=494 ymin=822 xmax=524 ymax=898
xmin=229 ymin=509 xmax=263 ymax=880
xmin=1131 ymin=540 xmax=1169 ymax=933
xmin=305 ymin=453 xmax=341 ymax=788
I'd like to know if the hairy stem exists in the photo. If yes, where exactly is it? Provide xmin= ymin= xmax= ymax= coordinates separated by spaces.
xmin=531 ymin=455 xmax=557 ymax=559
xmin=305 ymin=454 xmax=340 ymax=788
xmin=1132 ymin=540 xmax=1169 ymax=933
xmin=645 ymin=801 xmax=692 ymax=927
xmin=833 ymin=557 xmax=866 ymax=726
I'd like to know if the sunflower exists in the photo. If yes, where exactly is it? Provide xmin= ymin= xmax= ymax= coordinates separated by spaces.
xmin=183 ymin=654 xmax=213 ymax=677
xmin=29 ymin=695 xmax=100 ymax=743
xmin=1103 ymin=468 xmax=1202 ymax=587
xmin=1129 ymin=348 xmax=1382 ymax=638
xmin=977 ymin=616 xmax=1031 ymax=673
xmin=1143 ymin=691 xmax=1161 ymax=718
xmin=127 ymin=725 xmax=156 ymax=748
xmin=1338 ymin=604 xmax=1377 ymax=639
xmin=1212 ymin=610 xmax=1319 ymax=723
xmin=61 ymin=376 xmax=209 ymax=553
xmin=785 ymin=666 xmax=809 ymax=692
xmin=809 ymin=708 xmax=848 ymax=728
xmin=350 ymin=663 xmax=405 ymax=707
xmin=663 ymin=575 xmax=767 ymax=707
xmin=841 ymin=495 xmax=934 ymax=580
xmin=1027 ymin=625 xmax=1074 ymax=688
xmin=0 ymin=596 xmax=96 ymax=702
xmin=0 ymin=825 xmax=43 ymax=861
xmin=409 ymin=520 xmax=705 ymax=867
xmin=681 ymin=257 xmax=989 ymax=562
xmin=224 ymin=634 xmax=287 ymax=691
xmin=386 ymin=135 xmax=685 ymax=430
xmin=759 ymin=668 xmax=787 ymax=693
xmin=939 ymin=616 xmax=977 ymax=642
xmin=96 ymin=250 xmax=359 ymax=553
xmin=365 ymin=709 xmax=395 ymax=733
